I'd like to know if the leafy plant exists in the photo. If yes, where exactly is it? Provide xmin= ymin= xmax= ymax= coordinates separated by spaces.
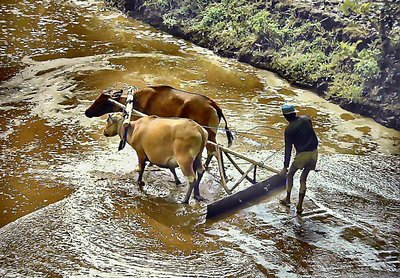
xmin=354 ymin=48 xmax=380 ymax=78
xmin=341 ymin=0 xmax=373 ymax=15
xmin=328 ymin=73 xmax=364 ymax=99
xmin=143 ymin=0 xmax=172 ymax=9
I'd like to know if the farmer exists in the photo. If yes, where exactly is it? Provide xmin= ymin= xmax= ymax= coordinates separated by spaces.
xmin=279 ymin=103 xmax=318 ymax=214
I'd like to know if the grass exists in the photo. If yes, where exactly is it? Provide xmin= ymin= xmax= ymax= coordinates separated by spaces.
xmin=112 ymin=0 xmax=397 ymax=102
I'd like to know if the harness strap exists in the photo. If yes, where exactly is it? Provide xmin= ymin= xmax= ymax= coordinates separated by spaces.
xmin=118 ymin=127 xmax=129 ymax=151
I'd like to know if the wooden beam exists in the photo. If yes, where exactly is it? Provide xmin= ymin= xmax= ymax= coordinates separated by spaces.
xmin=123 ymin=87 xmax=134 ymax=128
xmin=253 ymin=165 xmax=257 ymax=183
xmin=224 ymin=152 xmax=255 ymax=184
xmin=215 ymin=144 xmax=231 ymax=194
xmin=108 ymin=98 xmax=126 ymax=110
xmin=206 ymin=174 xmax=286 ymax=219
xmin=131 ymin=108 xmax=147 ymax=117
xmin=230 ymin=164 xmax=255 ymax=192
xmin=107 ymin=92 xmax=147 ymax=118
xmin=207 ymin=141 xmax=280 ymax=174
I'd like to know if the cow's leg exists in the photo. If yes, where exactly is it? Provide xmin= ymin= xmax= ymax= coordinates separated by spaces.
xmin=169 ymin=168 xmax=182 ymax=186
xmin=193 ymin=155 xmax=207 ymax=202
xmin=205 ymin=134 xmax=227 ymax=181
xmin=204 ymin=152 xmax=214 ymax=170
xmin=136 ymin=157 xmax=147 ymax=188
xmin=182 ymin=181 xmax=195 ymax=204
xmin=178 ymin=159 xmax=197 ymax=204
xmin=192 ymin=176 xmax=206 ymax=201
xmin=204 ymin=139 xmax=216 ymax=170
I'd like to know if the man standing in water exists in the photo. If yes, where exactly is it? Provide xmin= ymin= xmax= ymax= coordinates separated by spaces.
xmin=279 ymin=104 xmax=318 ymax=214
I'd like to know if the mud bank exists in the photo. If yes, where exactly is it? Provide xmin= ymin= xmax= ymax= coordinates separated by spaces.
xmin=106 ymin=0 xmax=400 ymax=131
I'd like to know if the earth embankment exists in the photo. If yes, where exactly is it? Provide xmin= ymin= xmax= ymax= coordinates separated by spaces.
xmin=107 ymin=0 xmax=400 ymax=130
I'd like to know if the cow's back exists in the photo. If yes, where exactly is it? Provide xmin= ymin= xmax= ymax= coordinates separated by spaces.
xmin=134 ymin=86 xmax=216 ymax=125
xmin=130 ymin=116 xmax=206 ymax=167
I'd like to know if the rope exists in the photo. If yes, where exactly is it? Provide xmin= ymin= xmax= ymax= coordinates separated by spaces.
xmin=200 ymin=124 xmax=283 ymax=138
xmin=204 ymin=124 xmax=285 ymax=165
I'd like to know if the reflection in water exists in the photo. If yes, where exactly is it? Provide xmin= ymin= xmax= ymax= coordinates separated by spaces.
xmin=0 ymin=0 xmax=399 ymax=277
xmin=0 ymin=104 xmax=74 ymax=226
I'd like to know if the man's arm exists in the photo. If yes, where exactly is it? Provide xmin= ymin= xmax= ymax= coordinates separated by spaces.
xmin=280 ymin=130 xmax=292 ymax=175
xmin=284 ymin=131 xmax=292 ymax=168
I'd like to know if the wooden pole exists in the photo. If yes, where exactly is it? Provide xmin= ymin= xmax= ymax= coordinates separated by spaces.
xmin=107 ymin=92 xmax=147 ymax=118
xmin=224 ymin=152 xmax=255 ymax=184
xmin=123 ymin=87 xmax=134 ymax=128
xmin=253 ymin=165 xmax=257 ymax=183
xmin=108 ymin=98 xmax=126 ymax=110
xmin=230 ymin=164 xmax=255 ymax=192
xmin=215 ymin=144 xmax=231 ymax=194
xmin=131 ymin=108 xmax=147 ymax=117
xmin=207 ymin=141 xmax=280 ymax=174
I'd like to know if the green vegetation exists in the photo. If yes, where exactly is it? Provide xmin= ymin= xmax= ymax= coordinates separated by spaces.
xmin=108 ymin=0 xmax=399 ymax=104
xmin=340 ymin=0 xmax=373 ymax=15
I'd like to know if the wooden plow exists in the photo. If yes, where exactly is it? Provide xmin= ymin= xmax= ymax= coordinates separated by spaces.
xmin=108 ymin=87 xmax=287 ymax=219
xmin=205 ymin=142 xmax=286 ymax=219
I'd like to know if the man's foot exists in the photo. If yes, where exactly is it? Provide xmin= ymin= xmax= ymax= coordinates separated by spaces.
xmin=280 ymin=198 xmax=290 ymax=207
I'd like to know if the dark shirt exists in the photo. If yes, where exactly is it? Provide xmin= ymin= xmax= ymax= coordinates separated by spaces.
xmin=284 ymin=115 xmax=318 ymax=168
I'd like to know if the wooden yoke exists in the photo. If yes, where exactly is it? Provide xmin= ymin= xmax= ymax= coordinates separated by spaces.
xmin=106 ymin=86 xmax=147 ymax=151
xmin=118 ymin=86 xmax=136 ymax=151
xmin=123 ymin=87 xmax=135 ymax=127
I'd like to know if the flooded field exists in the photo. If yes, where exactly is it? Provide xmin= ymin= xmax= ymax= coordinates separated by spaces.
xmin=0 ymin=0 xmax=399 ymax=277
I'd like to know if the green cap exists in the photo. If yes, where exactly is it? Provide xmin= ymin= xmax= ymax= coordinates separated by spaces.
xmin=281 ymin=104 xmax=298 ymax=114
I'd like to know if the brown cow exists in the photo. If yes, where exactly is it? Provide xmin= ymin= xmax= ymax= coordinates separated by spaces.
xmin=103 ymin=113 xmax=208 ymax=204
xmin=85 ymin=85 xmax=233 ymax=165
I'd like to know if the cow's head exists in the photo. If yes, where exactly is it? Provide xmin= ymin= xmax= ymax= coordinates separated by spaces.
xmin=85 ymin=89 xmax=124 ymax=118
xmin=103 ymin=113 xmax=124 ymax=137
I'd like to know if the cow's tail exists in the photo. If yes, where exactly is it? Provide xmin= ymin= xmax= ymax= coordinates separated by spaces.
xmin=209 ymin=100 xmax=234 ymax=147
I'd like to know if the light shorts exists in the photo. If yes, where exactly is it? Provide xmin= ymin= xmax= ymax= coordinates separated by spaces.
xmin=292 ymin=149 xmax=318 ymax=170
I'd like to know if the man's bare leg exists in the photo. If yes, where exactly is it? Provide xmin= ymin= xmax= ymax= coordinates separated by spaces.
xmin=280 ymin=165 xmax=298 ymax=206
xmin=297 ymin=165 xmax=312 ymax=214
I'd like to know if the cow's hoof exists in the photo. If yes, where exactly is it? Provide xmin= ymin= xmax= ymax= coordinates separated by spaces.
xmin=279 ymin=198 xmax=290 ymax=207
xmin=194 ymin=195 xmax=208 ymax=202
xmin=175 ymin=181 xmax=184 ymax=187
xmin=296 ymin=207 xmax=304 ymax=215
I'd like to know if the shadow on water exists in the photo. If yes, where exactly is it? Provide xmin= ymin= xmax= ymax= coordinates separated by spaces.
xmin=0 ymin=0 xmax=399 ymax=277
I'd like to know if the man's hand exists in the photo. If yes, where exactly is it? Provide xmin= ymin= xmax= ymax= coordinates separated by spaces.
xmin=279 ymin=167 xmax=288 ymax=176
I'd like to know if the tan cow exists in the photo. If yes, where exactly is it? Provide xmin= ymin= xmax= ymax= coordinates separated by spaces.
xmin=103 ymin=113 xmax=208 ymax=203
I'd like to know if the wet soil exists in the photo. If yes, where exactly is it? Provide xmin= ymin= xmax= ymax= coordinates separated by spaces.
xmin=0 ymin=0 xmax=399 ymax=277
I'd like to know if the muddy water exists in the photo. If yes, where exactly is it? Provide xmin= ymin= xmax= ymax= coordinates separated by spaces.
xmin=0 ymin=0 xmax=399 ymax=276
